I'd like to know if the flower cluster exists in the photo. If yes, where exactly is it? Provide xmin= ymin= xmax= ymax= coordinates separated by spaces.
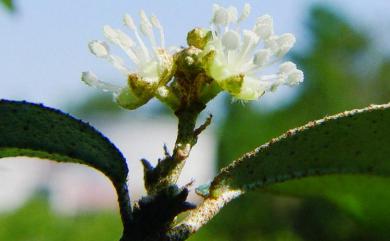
xmin=82 ymin=3 xmax=303 ymax=109
xmin=202 ymin=4 xmax=303 ymax=100
xmin=82 ymin=11 xmax=174 ymax=109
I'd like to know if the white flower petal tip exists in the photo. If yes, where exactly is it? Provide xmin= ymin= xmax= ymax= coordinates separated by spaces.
xmin=203 ymin=3 xmax=303 ymax=101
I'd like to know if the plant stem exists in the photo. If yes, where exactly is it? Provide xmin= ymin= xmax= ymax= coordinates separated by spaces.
xmin=144 ymin=108 xmax=201 ymax=194
xmin=115 ymin=182 xmax=133 ymax=240
xmin=167 ymin=190 xmax=242 ymax=241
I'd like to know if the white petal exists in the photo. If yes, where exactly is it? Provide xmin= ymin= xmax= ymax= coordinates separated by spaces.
xmin=222 ymin=30 xmax=240 ymax=50
xmin=88 ymin=41 xmax=110 ymax=57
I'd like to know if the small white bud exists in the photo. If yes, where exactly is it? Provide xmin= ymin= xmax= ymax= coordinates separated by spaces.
xmin=156 ymin=86 xmax=169 ymax=98
xmin=88 ymin=40 xmax=110 ymax=57
xmin=222 ymin=30 xmax=240 ymax=50
xmin=253 ymin=49 xmax=271 ymax=66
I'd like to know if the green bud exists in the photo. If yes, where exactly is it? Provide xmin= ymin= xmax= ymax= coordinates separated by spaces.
xmin=128 ymin=74 xmax=157 ymax=99
xmin=114 ymin=74 xmax=157 ymax=110
xmin=115 ymin=86 xmax=150 ymax=110
xmin=175 ymin=47 xmax=203 ymax=75
xmin=187 ymin=28 xmax=212 ymax=49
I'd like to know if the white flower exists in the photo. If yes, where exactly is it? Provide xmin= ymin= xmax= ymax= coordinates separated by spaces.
xmin=203 ymin=3 xmax=304 ymax=100
xmin=82 ymin=11 xmax=174 ymax=109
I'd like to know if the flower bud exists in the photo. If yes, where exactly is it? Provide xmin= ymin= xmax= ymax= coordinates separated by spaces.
xmin=114 ymin=86 xmax=149 ymax=110
xmin=187 ymin=28 xmax=212 ymax=49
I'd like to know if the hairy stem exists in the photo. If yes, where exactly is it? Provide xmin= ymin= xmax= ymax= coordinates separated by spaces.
xmin=144 ymin=109 xmax=201 ymax=194
xmin=167 ymin=190 xmax=242 ymax=241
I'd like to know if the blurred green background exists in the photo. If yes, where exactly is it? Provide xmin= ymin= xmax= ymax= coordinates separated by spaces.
xmin=1 ymin=2 xmax=390 ymax=241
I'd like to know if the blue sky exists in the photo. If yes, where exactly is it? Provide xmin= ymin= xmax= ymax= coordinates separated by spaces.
xmin=1 ymin=0 xmax=389 ymax=110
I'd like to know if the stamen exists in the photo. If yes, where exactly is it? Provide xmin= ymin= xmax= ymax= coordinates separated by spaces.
xmin=107 ymin=55 xmax=130 ymax=76
xmin=286 ymin=69 xmax=304 ymax=86
xmin=103 ymin=26 xmax=140 ymax=64
xmin=236 ymin=30 xmax=259 ymax=64
xmin=253 ymin=15 xmax=274 ymax=39
xmin=260 ymin=74 xmax=280 ymax=81
xmin=238 ymin=3 xmax=251 ymax=23
xmin=227 ymin=6 xmax=238 ymax=24
xmin=151 ymin=15 xmax=165 ymax=47
xmin=81 ymin=71 xmax=121 ymax=92
xmin=139 ymin=10 xmax=158 ymax=48
xmin=212 ymin=5 xmax=229 ymax=26
xmin=276 ymin=33 xmax=296 ymax=56
xmin=124 ymin=14 xmax=150 ymax=61
xmin=279 ymin=61 xmax=296 ymax=74
xmin=88 ymin=41 xmax=110 ymax=57
xmin=264 ymin=36 xmax=279 ymax=54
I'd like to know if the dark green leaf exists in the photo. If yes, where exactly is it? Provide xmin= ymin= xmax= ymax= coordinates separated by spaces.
xmin=0 ymin=99 xmax=128 ymax=185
